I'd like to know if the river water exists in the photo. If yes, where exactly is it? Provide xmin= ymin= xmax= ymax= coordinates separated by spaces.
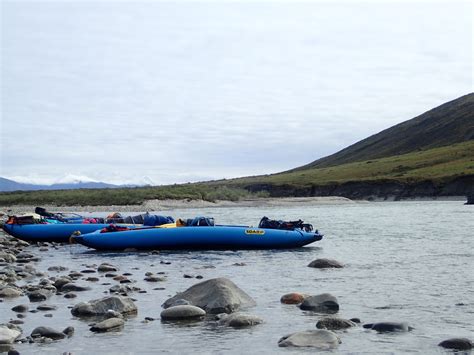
xmin=1 ymin=201 xmax=473 ymax=354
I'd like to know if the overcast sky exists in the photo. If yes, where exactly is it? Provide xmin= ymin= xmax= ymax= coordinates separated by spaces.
xmin=1 ymin=0 xmax=472 ymax=185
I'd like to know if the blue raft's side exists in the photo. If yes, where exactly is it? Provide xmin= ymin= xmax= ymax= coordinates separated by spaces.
xmin=2 ymin=223 xmax=117 ymax=243
xmin=73 ymin=226 xmax=323 ymax=250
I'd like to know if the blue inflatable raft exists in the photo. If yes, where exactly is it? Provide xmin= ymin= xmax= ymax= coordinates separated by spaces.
xmin=72 ymin=225 xmax=323 ymax=250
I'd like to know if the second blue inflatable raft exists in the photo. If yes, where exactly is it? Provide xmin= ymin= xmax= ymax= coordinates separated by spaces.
xmin=72 ymin=225 xmax=323 ymax=250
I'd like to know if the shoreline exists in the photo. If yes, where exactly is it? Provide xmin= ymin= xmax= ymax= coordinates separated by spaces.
xmin=0 ymin=195 xmax=467 ymax=215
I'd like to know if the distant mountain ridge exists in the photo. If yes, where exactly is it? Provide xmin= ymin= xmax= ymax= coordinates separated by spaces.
xmin=294 ymin=93 xmax=474 ymax=171
xmin=0 ymin=177 xmax=120 ymax=192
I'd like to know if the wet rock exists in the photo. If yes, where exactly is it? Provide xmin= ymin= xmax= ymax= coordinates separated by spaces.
xmin=86 ymin=277 xmax=99 ymax=282
xmin=113 ymin=275 xmax=128 ymax=282
xmin=64 ymin=293 xmax=77 ymax=299
xmin=363 ymin=322 xmax=413 ymax=332
xmin=0 ymin=287 xmax=22 ymax=298
xmin=11 ymin=305 xmax=28 ymax=313
xmin=350 ymin=318 xmax=361 ymax=324
xmin=0 ymin=252 xmax=16 ymax=263
xmin=8 ymin=349 xmax=20 ymax=355
xmin=316 ymin=317 xmax=357 ymax=330
xmin=53 ymin=277 xmax=72 ymax=292
xmin=438 ymin=338 xmax=472 ymax=350
xmin=165 ymin=299 xmax=191 ymax=307
xmin=31 ymin=326 xmax=65 ymax=340
xmin=144 ymin=275 xmax=166 ymax=282
xmin=8 ymin=320 xmax=23 ymax=325
xmin=80 ymin=269 xmax=96 ymax=274
xmin=62 ymin=326 xmax=74 ymax=338
xmin=68 ymin=272 xmax=83 ymax=279
xmin=217 ymin=313 xmax=263 ymax=327
xmin=90 ymin=318 xmax=125 ymax=332
xmin=36 ymin=304 xmax=57 ymax=311
xmin=16 ymin=252 xmax=40 ymax=263
xmin=278 ymin=329 xmax=341 ymax=349
xmin=105 ymin=273 xmax=117 ymax=278
xmin=183 ymin=274 xmax=194 ymax=279
xmin=44 ymin=314 xmax=53 ymax=318
xmin=160 ymin=305 xmax=206 ymax=320
xmin=162 ymin=277 xmax=256 ymax=314
xmin=280 ymin=293 xmax=306 ymax=305
xmin=47 ymin=266 xmax=68 ymax=272
xmin=0 ymin=325 xmax=21 ymax=344
xmin=308 ymin=258 xmax=344 ymax=269
xmin=300 ymin=293 xmax=339 ymax=313
xmin=61 ymin=283 xmax=91 ymax=292
xmin=27 ymin=289 xmax=54 ymax=302
xmin=98 ymin=263 xmax=118 ymax=272
xmin=105 ymin=310 xmax=123 ymax=319
xmin=71 ymin=296 xmax=137 ymax=317
xmin=109 ymin=284 xmax=133 ymax=295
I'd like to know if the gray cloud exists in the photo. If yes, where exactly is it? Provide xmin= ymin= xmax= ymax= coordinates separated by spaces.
xmin=1 ymin=1 xmax=471 ymax=185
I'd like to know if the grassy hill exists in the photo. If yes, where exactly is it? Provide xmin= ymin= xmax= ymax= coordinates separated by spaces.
xmin=215 ymin=140 xmax=473 ymax=199
xmin=0 ymin=94 xmax=472 ymax=206
xmin=295 ymin=93 xmax=474 ymax=170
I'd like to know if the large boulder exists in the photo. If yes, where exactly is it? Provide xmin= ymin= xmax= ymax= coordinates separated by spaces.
xmin=438 ymin=338 xmax=472 ymax=350
xmin=31 ymin=326 xmax=65 ymax=340
xmin=363 ymin=322 xmax=413 ymax=332
xmin=308 ymin=258 xmax=344 ymax=268
xmin=71 ymin=296 xmax=137 ymax=317
xmin=160 ymin=305 xmax=206 ymax=321
xmin=162 ymin=278 xmax=256 ymax=314
xmin=316 ymin=317 xmax=357 ymax=330
xmin=217 ymin=313 xmax=263 ymax=328
xmin=90 ymin=318 xmax=125 ymax=332
xmin=0 ymin=325 xmax=21 ymax=344
xmin=300 ymin=293 xmax=339 ymax=313
xmin=278 ymin=329 xmax=341 ymax=349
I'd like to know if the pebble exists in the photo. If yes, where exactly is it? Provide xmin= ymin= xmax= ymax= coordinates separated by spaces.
xmin=80 ymin=269 xmax=96 ymax=274
xmin=90 ymin=318 xmax=125 ymax=332
xmin=98 ymin=263 xmax=118 ymax=272
xmin=308 ymin=258 xmax=344 ymax=269
xmin=160 ymin=305 xmax=206 ymax=320
xmin=280 ymin=293 xmax=306 ymax=305
xmin=438 ymin=338 xmax=472 ymax=350
xmin=37 ymin=304 xmax=57 ymax=311
xmin=11 ymin=305 xmax=28 ymax=313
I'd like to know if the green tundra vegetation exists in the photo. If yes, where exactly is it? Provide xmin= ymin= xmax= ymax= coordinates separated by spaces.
xmin=0 ymin=184 xmax=266 ymax=206
xmin=222 ymin=140 xmax=474 ymax=188
xmin=0 ymin=140 xmax=471 ymax=206
xmin=0 ymin=94 xmax=472 ymax=206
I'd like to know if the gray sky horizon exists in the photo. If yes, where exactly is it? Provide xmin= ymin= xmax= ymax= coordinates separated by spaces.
xmin=1 ymin=0 xmax=472 ymax=186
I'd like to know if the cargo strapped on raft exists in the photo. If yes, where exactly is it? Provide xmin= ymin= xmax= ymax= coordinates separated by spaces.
xmin=258 ymin=216 xmax=313 ymax=232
